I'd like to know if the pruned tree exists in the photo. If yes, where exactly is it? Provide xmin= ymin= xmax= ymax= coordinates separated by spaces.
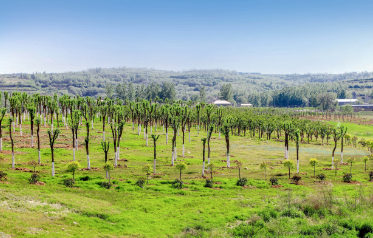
xmin=176 ymin=162 xmax=187 ymax=181
xmin=67 ymin=161 xmax=80 ymax=179
xmin=221 ymin=122 xmax=231 ymax=168
xmin=309 ymin=158 xmax=318 ymax=177
xmin=47 ymin=128 xmax=60 ymax=177
xmin=151 ymin=134 xmax=160 ymax=174
xmin=0 ymin=108 xmax=6 ymax=151
xmin=35 ymin=118 xmax=41 ymax=164
xmin=283 ymin=160 xmax=294 ymax=179
xmin=9 ymin=117 xmax=15 ymax=168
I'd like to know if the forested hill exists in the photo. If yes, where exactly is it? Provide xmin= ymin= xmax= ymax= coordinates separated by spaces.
xmin=1 ymin=67 xmax=373 ymax=105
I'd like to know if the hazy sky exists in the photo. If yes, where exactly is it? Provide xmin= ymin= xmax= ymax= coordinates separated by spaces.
xmin=1 ymin=0 xmax=373 ymax=74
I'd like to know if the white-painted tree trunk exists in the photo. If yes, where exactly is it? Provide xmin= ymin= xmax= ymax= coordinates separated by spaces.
xmin=91 ymin=120 xmax=94 ymax=129
xmin=106 ymin=170 xmax=109 ymax=179
xmin=284 ymin=146 xmax=287 ymax=159
xmin=138 ymin=125 xmax=140 ymax=136
xmin=332 ymin=156 xmax=334 ymax=169
xmin=73 ymin=148 xmax=76 ymax=161
xmin=171 ymin=151 xmax=174 ymax=166
xmin=103 ymin=131 xmax=105 ymax=141
xmin=16 ymin=117 xmax=18 ymax=125
xmin=166 ymin=131 xmax=168 ymax=144
xmin=38 ymin=150 xmax=41 ymax=164
xmin=227 ymin=153 xmax=230 ymax=168
xmin=0 ymin=138 xmax=2 ymax=151
xmin=197 ymin=125 xmax=199 ymax=134
xmin=108 ymin=116 xmax=110 ymax=124
xmin=139 ymin=124 xmax=141 ymax=134
xmin=20 ymin=124 xmax=22 ymax=136
xmin=297 ymin=160 xmax=299 ymax=173
xmin=146 ymin=134 xmax=148 ymax=146
xmin=44 ymin=116 xmax=46 ymax=127
xmin=132 ymin=122 xmax=134 ymax=130
xmin=87 ymin=155 xmax=90 ymax=170
xmin=153 ymin=159 xmax=156 ymax=174
xmin=155 ymin=122 xmax=157 ymax=131
xmin=182 ymin=144 xmax=185 ymax=157
xmin=23 ymin=112 xmax=26 ymax=121
xmin=202 ymin=161 xmax=205 ymax=177
xmin=143 ymin=128 xmax=146 ymax=139
xmin=341 ymin=152 xmax=343 ymax=163
xmin=189 ymin=132 xmax=191 ymax=143
xmin=31 ymin=135 xmax=33 ymax=147
xmin=117 ymin=147 xmax=120 ymax=163
xmin=219 ymin=131 xmax=221 ymax=139
xmin=52 ymin=162 xmax=55 ymax=177
xmin=76 ymin=139 xmax=78 ymax=151
xmin=12 ymin=122 xmax=15 ymax=132
xmin=51 ymin=123 xmax=53 ymax=132
xmin=175 ymin=147 xmax=177 ymax=160
xmin=12 ymin=153 xmax=15 ymax=168
xmin=287 ymin=148 xmax=289 ymax=160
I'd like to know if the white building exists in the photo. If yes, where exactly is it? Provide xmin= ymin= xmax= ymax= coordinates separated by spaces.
xmin=213 ymin=100 xmax=232 ymax=107
xmin=336 ymin=99 xmax=358 ymax=106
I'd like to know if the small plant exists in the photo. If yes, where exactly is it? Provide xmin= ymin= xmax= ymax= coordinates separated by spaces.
xmin=0 ymin=171 xmax=7 ymax=181
xmin=208 ymin=162 xmax=215 ymax=180
xmin=369 ymin=171 xmax=373 ymax=181
xmin=205 ymin=179 xmax=214 ymax=188
xmin=67 ymin=161 xmax=80 ymax=179
xmin=135 ymin=178 xmax=145 ymax=188
xmin=269 ymin=177 xmax=278 ymax=185
xmin=363 ymin=156 xmax=369 ymax=172
xmin=28 ymin=160 xmax=39 ymax=173
xmin=259 ymin=161 xmax=269 ymax=180
xmin=29 ymin=173 xmax=39 ymax=184
xmin=309 ymin=158 xmax=318 ymax=177
xmin=63 ymin=178 xmax=75 ymax=187
xmin=172 ymin=179 xmax=183 ymax=189
xmin=103 ymin=162 xmax=114 ymax=183
xmin=316 ymin=173 xmax=326 ymax=181
xmin=291 ymin=175 xmax=302 ymax=185
xmin=99 ymin=181 xmax=112 ymax=189
xmin=0 ymin=153 xmax=5 ymax=161
xmin=175 ymin=162 xmax=187 ymax=181
xmin=79 ymin=176 xmax=91 ymax=181
xmin=343 ymin=173 xmax=353 ymax=183
xmin=236 ymin=178 xmax=248 ymax=186
xmin=283 ymin=160 xmax=295 ymax=179
xmin=142 ymin=164 xmax=151 ymax=184
xmin=347 ymin=157 xmax=355 ymax=175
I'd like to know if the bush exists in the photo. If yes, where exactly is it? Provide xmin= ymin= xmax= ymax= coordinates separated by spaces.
xmin=63 ymin=178 xmax=75 ymax=187
xmin=369 ymin=172 xmax=373 ymax=181
xmin=358 ymin=223 xmax=373 ymax=238
xmin=258 ymin=208 xmax=278 ymax=222
xmin=98 ymin=181 xmax=112 ymax=189
xmin=280 ymin=208 xmax=304 ymax=218
xmin=236 ymin=178 xmax=248 ymax=186
xmin=269 ymin=177 xmax=278 ymax=185
xmin=316 ymin=173 xmax=326 ymax=181
xmin=29 ymin=173 xmax=39 ymax=184
xmin=0 ymin=171 xmax=7 ymax=181
xmin=135 ymin=179 xmax=145 ymax=188
xmin=291 ymin=175 xmax=302 ymax=185
xmin=204 ymin=179 xmax=213 ymax=188
xmin=343 ymin=173 xmax=353 ymax=183
xmin=79 ymin=176 xmax=91 ymax=181
xmin=172 ymin=179 xmax=183 ymax=189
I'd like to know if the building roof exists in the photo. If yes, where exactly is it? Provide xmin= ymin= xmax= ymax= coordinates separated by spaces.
xmin=336 ymin=99 xmax=358 ymax=102
xmin=213 ymin=100 xmax=231 ymax=105
xmin=241 ymin=104 xmax=253 ymax=106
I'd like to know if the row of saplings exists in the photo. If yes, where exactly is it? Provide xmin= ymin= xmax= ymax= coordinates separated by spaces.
xmin=2 ymin=156 xmax=373 ymax=189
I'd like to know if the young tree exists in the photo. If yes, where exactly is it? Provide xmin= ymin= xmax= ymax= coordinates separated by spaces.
xmin=101 ymin=141 xmax=110 ymax=163
xmin=363 ymin=156 xmax=369 ymax=172
xmin=207 ymin=124 xmax=214 ymax=166
xmin=332 ymin=127 xmax=343 ymax=169
xmin=201 ymin=138 xmax=206 ymax=177
xmin=260 ymin=161 xmax=268 ymax=180
xmin=84 ymin=121 xmax=91 ymax=170
xmin=236 ymin=161 xmax=243 ymax=179
xmin=283 ymin=160 xmax=295 ymax=179
xmin=340 ymin=126 xmax=348 ymax=163
xmin=142 ymin=164 xmax=151 ymax=184
xmin=103 ymin=162 xmax=114 ymax=182
xmin=27 ymin=104 xmax=36 ymax=148
xmin=47 ymin=128 xmax=60 ymax=177
xmin=309 ymin=158 xmax=318 ymax=177
xmin=0 ymin=108 xmax=6 ymax=151
xmin=151 ymin=134 xmax=160 ymax=174
xmin=294 ymin=129 xmax=301 ymax=173
xmin=347 ymin=157 xmax=355 ymax=175
xmin=176 ymin=162 xmax=187 ymax=181
xmin=208 ymin=162 xmax=215 ymax=180
xmin=221 ymin=123 xmax=231 ymax=168
xmin=35 ymin=118 xmax=41 ymax=164
xmin=67 ymin=161 xmax=80 ymax=179
xmin=28 ymin=160 xmax=39 ymax=173
xmin=9 ymin=117 xmax=15 ymax=168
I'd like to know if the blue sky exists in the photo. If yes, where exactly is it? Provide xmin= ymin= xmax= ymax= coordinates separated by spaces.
xmin=1 ymin=0 xmax=373 ymax=74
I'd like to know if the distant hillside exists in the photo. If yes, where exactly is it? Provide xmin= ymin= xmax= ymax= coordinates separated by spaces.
xmin=1 ymin=67 xmax=373 ymax=104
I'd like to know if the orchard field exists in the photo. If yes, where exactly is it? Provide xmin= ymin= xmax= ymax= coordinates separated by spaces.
xmin=1 ymin=95 xmax=373 ymax=237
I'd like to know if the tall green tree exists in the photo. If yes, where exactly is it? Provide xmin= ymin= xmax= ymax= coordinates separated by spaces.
xmin=199 ymin=86 xmax=206 ymax=102
xmin=219 ymin=84 xmax=233 ymax=101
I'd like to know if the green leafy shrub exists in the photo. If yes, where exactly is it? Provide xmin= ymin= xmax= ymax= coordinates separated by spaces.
xmin=63 ymin=178 xmax=75 ymax=187
xmin=343 ymin=173 xmax=353 ymax=183
xmin=172 ymin=179 xmax=183 ymax=189
xmin=358 ymin=223 xmax=373 ymax=238
xmin=98 ymin=181 xmax=112 ymax=189
xmin=29 ymin=173 xmax=39 ymax=184
xmin=79 ymin=175 xmax=91 ymax=181
xmin=280 ymin=208 xmax=304 ymax=218
xmin=258 ymin=208 xmax=278 ymax=222
xmin=204 ymin=179 xmax=213 ymax=188
xmin=0 ymin=171 xmax=7 ymax=181
xmin=269 ymin=177 xmax=278 ymax=185
xmin=316 ymin=173 xmax=326 ymax=181
xmin=135 ymin=179 xmax=145 ymax=188
xmin=236 ymin=178 xmax=248 ymax=186
xmin=369 ymin=171 xmax=373 ymax=181
xmin=291 ymin=175 xmax=302 ymax=185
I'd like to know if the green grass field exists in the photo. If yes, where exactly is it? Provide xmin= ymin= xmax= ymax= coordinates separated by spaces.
xmin=1 ymin=117 xmax=373 ymax=237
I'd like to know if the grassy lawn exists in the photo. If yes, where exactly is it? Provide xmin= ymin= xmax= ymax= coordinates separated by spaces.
xmin=1 ymin=117 xmax=373 ymax=237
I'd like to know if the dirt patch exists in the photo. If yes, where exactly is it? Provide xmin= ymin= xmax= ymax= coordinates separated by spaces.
xmin=35 ymin=181 xmax=45 ymax=186
xmin=81 ymin=167 xmax=100 ymax=171
xmin=117 ymin=164 xmax=127 ymax=168
xmin=348 ymin=181 xmax=361 ymax=185
xmin=243 ymin=185 xmax=257 ymax=189
xmin=323 ymin=168 xmax=341 ymax=170
xmin=271 ymin=185 xmax=283 ymax=188
xmin=2 ymin=150 xmax=26 ymax=155
xmin=10 ymin=167 xmax=32 ymax=172
xmin=118 ymin=158 xmax=128 ymax=162
xmin=314 ymin=181 xmax=332 ymax=185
